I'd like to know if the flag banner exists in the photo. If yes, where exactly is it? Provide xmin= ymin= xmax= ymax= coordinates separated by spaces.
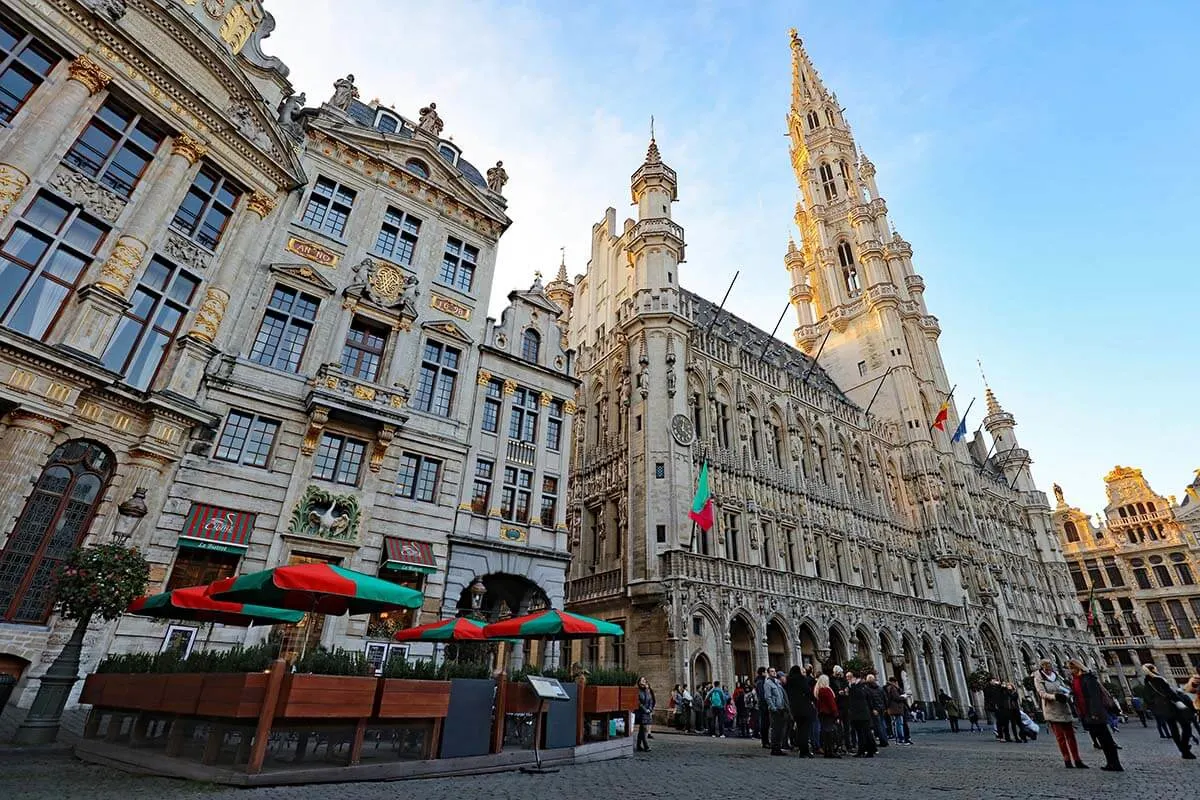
xmin=932 ymin=401 xmax=950 ymax=431
xmin=951 ymin=397 xmax=976 ymax=443
xmin=689 ymin=461 xmax=714 ymax=532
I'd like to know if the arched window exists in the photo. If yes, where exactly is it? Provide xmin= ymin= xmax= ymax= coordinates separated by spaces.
xmin=404 ymin=159 xmax=429 ymax=178
xmin=806 ymin=110 xmax=820 ymax=130
xmin=1063 ymin=521 xmax=1080 ymax=543
xmin=839 ymin=160 xmax=854 ymax=194
xmin=0 ymin=439 xmax=115 ymax=623
xmin=818 ymin=162 xmax=838 ymax=201
xmin=520 ymin=328 xmax=540 ymax=363
xmin=843 ymin=265 xmax=861 ymax=295
xmin=825 ymin=107 xmax=836 ymax=127
xmin=837 ymin=240 xmax=855 ymax=268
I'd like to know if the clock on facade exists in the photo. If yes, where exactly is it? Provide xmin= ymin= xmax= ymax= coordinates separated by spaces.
xmin=670 ymin=414 xmax=695 ymax=446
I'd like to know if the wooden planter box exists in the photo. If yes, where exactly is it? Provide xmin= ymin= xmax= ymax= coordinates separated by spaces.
xmin=275 ymin=674 xmax=377 ymax=719
xmin=376 ymin=679 xmax=452 ymax=719
xmin=619 ymin=687 xmax=640 ymax=711
xmin=159 ymin=674 xmax=205 ymax=715
xmin=502 ymin=680 xmax=539 ymax=714
xmin=582 ymin=685 xmax=622 ymax=714
xmin=196 ymin=673 xmax=271 ymax=718
xmin=79 ymin=673 xmax=108 ymax=707
xmin=99 ymin=674 xmax=168 ymax=712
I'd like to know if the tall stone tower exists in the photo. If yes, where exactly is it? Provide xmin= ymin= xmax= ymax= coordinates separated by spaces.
xmin=785 ymin=29 xmax=955 ymax=446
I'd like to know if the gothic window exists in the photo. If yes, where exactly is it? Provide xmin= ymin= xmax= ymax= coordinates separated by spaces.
xmin=806 ymin=110 xmax=819 ymax=130
xmin=1063 ymin=521 xmax=1080 ymax=543
xmin=439 ymin=237 xmax=478 ymax=293
xmin=839 ymin=160 xmax=854 ymax=194
xmin=715 ymin=401 xmax=731 ymax=448
xmin=64 ymin=97 xmax=164 ymax=199
xmin=0 ymin=440 xmax=114 ymax=623
xmin=748 ymin=413 xmax=761 ymax=460
xmin=724 ymin=512 xmax=741 ymax=562
xmin=0 ymin=192 xmax=109 ymax=340
xmin=1152 ymin=563 xmax=1174 ymax=588
xmin=0 ymin=15 xmax=59 ymax=123
xmin=373 ymin=206 xmax=421 ymax=265
xmin=248 ymin=284 xmax=319 ymax=373
xmin=768 ymin=421 xmax=783 ymax=466
xmin=102 ymin=256 xmax=200 ymax=390
xmin=825 ymin=107 xmax=836 ymax=127
xmin=819 ymin=162 xmax=838 ymax=202
xmin=520 ymin=328 xmax=541 ymax=363
xmin=761 ymin=522 xmax=773 ymax=569
xmin=170 ymin=163 xmax=241 ymax=250
xmin=300 ymin=176 xmax=356 ymax=238
xmin=691 ymin=392 xmax=703 ymax=441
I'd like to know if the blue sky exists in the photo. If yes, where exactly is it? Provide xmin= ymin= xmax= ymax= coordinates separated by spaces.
xmin=267 ymin=1 xmax=1198 ymax=514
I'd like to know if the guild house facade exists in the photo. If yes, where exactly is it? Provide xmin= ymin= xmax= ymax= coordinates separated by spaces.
xmin=561 ymin=30 xmax=1097 ymax=704
xmin=1054 ymin=468 xmax=1200 ymax=693
xmin=0 ymin=0 xmax=574 ymax=719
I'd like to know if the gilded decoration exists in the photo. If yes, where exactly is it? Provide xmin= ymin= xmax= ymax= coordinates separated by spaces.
xmin=301 ymin=406 xmax=329 ymax=455
xmin=564 ymin=400 xmax=578 ymax=415
xmin=218 ymin=3 xmax=263 ymax=54
xmin=0 ymin=164 xmax=30 ymax=223
xmin=476 ymin=369 xmax=492 ymax=385
xmin=286 ymin=236 xmax=339 ymax=268
xmin=246 ymin=190 xmax=276 ymax=218
xmin=188 ymin=286 xmax=230 ymax=342
xmin=539 ymin=391 xmax=552 ymax=406
xmin=369 ymin=424 xmax=396 ymax=473
xmin=288 ymin=485 xmax=361 ymax=542
xmin=430 ymin=292 xmax=471 ymax=320
xmin=67 ymin=55 xmax=112 ymax=95
xmin=354 ymin=258 xmax=417 ymax=313
xmin=502 ymin=379 xmax=517 ymax=395
xmin=96 ymin=236 xmax=146 ymax=295
xmin=49 ymin=165 xmax=125 ymax=222
xmin=171 ymin=134 xmax=209 ymax=165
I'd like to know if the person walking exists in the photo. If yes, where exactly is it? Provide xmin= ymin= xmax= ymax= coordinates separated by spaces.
xmin=1004 ymin=682 xmax=1024 ymax=742
xmin=1142 ymin=663 xmax=1196 ymax=759
xmin=885 ymin=677 xmax=912 ymax=744
xmin=865 ymin=674 xmax=889 ymax=747
xmin=708 ymin=680 xmax=729 ymax=738
xmin=1067 ymin=659 xmax=1122 ymax=771
xmin=945 ymin=696 xmax=962 ymax=733
xmin=967 ymin=705 xmax=981 ymax=732
xmin=984 ymin=678 xmax=1008 ymax=741
xmin=764 ymin=668 xmax=790 ymax=755
xmin=787 ymin=665 xmax=816 ymax=757
xmin=635 ymin=676 xmax=655 ymax=752
xmin=1130 ymin=695 xmax=1147 ymax=727
xmin=1033 ymin=658 xmax=1084 ymax=769
xmin=847 ymin=673 xmax=878 ymax=757
xmin=816 ymin=673 xmax=842 ymax=758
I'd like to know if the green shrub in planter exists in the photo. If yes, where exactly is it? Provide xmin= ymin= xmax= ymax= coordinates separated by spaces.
xmin=293 ymin=647 xmax=369 ymax=676
xmin=95 ymin=643 xmax=278 ymax=675
xmin=585 ymin=668 xmax=639 ymax=687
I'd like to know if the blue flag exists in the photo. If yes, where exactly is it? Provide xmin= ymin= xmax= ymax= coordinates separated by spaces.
xmin=951 ymin=417 xmax=968 ymax=443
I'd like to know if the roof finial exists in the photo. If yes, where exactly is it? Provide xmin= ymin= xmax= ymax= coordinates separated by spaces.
xmin=650 ymin=114 xmax=655 ymax=142
xmin=977 ymin=358 xmax=989 ymax=388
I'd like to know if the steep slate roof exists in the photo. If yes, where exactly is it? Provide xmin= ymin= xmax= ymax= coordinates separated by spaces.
xmin=344 ymin=99 xmax=489 ymax=190
xmin=680 ymin=287 xmax=854 ymax=406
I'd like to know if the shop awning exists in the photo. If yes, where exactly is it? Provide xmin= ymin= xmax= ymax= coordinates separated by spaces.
xmin=383 ymin=537 xmax=437 ymax=574
xmin=179 ymin=503 xmax=255 ymax=554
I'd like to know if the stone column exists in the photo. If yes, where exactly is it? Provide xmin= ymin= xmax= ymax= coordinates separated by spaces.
xmin=952 ymin=655 xmax=970 ymax=703
xmin=0 ymin=411 xmax=63 ymax=547
xmin=160 ymin=190 xmax=277 ymax=399
xmin=61 ymin=135 xmax=210 ymax=358
xmin=0 ymin=55 xmax=112 ymax=225
xmin=932 ymin=650 xmax=951 ymax=700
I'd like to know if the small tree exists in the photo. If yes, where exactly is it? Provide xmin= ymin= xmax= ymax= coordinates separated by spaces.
xmin=967 ymin=669 xmax=993 ymax=692
xmin=12 ymin=543 xmax=149 ymax=744
xmin=842 ymin=657 xmax=873 ymax=677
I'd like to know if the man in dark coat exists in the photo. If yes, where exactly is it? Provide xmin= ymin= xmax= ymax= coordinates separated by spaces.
xmin=847 ymin=674 xmax=877 ymax=757
xmin=984 ymin=678 xmax=1010 ymax=741
xmin=865 ymin=674 xmax=889 ymax=746
xmin=1068 ymin=659 xmax=1122 ymax=770
xmin=787 ymin=665 xmax=816 ymax=756
xmin=831 ymin=666 xmax=851 ymax=751
xmin=754 ymin=667 xmax=770 ymax=749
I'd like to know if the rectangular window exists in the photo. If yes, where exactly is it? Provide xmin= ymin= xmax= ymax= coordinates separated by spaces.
xmin=213 ymin=410 xmax=279 ymax=468
xmin=0 ymin=16 xmax=58 ymax=123
xmin=656 ymin=524 xmax=666 ymax=544
xmin=373 ymin=206 xmax=421 ymax=265
xmin=1119 ymin=597 xmax=1144 ymax=636
xmin=1148 ymin=601 xmax=1173 ymax=639
xmin=724 ymin=512 xmax=740 ymax=562
xmin=1084 ymin=559 xmax=1105 ymax=589
xmin=471 ymin=459 xmax=493 ymax=514
xmin=438 ymin=236 xmax=478 ymax=293
xmin=396 ymin=453 xmax=441 ymax=503
xmin=170 ymin=163 xmax=241 ymax=249
xmin=761 ymin=522 xmax=773 ymax=569
xmin=165 ymin=547 xmax=241 ymax=593
xmin=508 ymin=387 xmax=538 ymax=443
xmin=63 ymin=97 xmax=163 ymax=198
xmin=610 ymin=621 xmax=626 ymax=669
xmin=1102 ymin=557 xmax=1125 ymax=587
xmin=783 ymin=528 xmax=796 ymax=572
xmin=857 ymin=360 xmax=867 ymax=377
xmin=1133 ymin=567 xmax=1152 ymax=590
xmin=0 ymin=192 xmax=108 ymax=340
xmin=539 ymin=476 xmax=558 ymax=527
xmin=101 ymin=256 xmax=200 ymax=390
xmin=546 ymin=400 xmax=563 ymax=451
xmin=716 ymin=402 xmax=730 ymax=448
xmin=501 ymin=466 xmax=533 ymax=524
xmin=300 ymin=176 xmax=355 ymax=238
xmin=655 ymin=462 xmax=665 ymax=479
xmin=312 ymin=433 xmax=366 ymax=486
xmin=769 ymin=423 xmax=783 ymax=466
xmin=481 ymin=379 xmax=502 ymax=434
xmin=340 ymin=316 xmax=388 ymax=382
xmin=1168 ymin=599 xmax=1195 ymax=639
xmin=413 ymin=340 xmax=460 ymax=416
xmin=248 ymin=284 xmax=319 ymax=372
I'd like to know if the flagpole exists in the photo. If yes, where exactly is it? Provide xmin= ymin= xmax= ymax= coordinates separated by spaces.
xmin=864 ymin=365 xmax=898 ymax=417
xmin=801 ymin=329 xmax=832 ymax=383
xmin=976 ymin=437 xmax=999 ymax=475
xmin=758 ymin=303 xmax=791 ymax=361
xmin=951 ymin=397 xmax=976 ymax=442
xmin=928 ymin=384 xmax=957 ymax=432
xmin=704 ymin=271 xmax=740 ymax=335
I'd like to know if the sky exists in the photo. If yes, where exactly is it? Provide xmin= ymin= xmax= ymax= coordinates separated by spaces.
xmin=260 ymin=0 xmax=1199 ymax=516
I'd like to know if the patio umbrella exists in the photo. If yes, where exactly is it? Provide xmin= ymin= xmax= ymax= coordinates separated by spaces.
xmin=482 ymin=609 xmax=624 ymax=640
xmin=128 ymin=586 xmax=304 ymax=626
xmin=393 ymin=616 xmax=489 ymax=642
xmin=207 ymin=563 xmax=424 ymax=616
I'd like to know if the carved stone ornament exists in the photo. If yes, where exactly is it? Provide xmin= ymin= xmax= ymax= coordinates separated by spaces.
xmin=171 ymin=134 xmax=209 ymax=165
xmin=301 ymin=405 xmax=330 ymax=454
xmin=503 ymin=379 xmax=517 ymax=395
xmin=67 ymin=55 xmax=112 ymax=95
xmin=81 ymin=0 xmax=126 ymax=21
xmin=163 ymin=229 xmax=213 ymax=270
xmin=0 ymin=164 xmax=29 ymax=224
xmin=356 ymin=257 xmax=418 ymax=309
xmin=49 ymin=165 xmax=126 ymax=223
xmin=188 ymin=286 xmax=230 ymax=343
xmin=96 ymin=235 xmax=146 ymax=295
xmin=476 ymin=369 xmax=492 ymax=386
xmin=246 ymin=190 xmax=276 ymax=218
xmin=288 ymin=484 xmax=361 ymax=542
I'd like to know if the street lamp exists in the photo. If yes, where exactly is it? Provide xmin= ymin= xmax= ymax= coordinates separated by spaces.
xmin=468 ymin=576 xmax=487 ymax=618
xmin=112 ymin=487 xmax=148 ymax=545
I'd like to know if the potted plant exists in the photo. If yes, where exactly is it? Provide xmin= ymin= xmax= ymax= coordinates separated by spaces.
xmin=580 ymin=667 xmax=639 ymax=713
xmin=276 ymin=648 xmax=377 ymax=719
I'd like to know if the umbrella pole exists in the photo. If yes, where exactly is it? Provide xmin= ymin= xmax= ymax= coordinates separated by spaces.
xmin=201 ymin=622 xmax=215 ymax=653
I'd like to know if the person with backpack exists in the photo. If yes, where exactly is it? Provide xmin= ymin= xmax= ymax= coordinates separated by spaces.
xmin=708 ymin=680 xmax=729 ymax=738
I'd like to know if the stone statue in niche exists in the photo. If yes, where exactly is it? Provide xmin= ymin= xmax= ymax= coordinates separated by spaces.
xmin=486 ymin=161 xmax=508 ymax=194
xmin=329 ymin=74 xmax=359 ymax=111
xmin=417 ymin=102 xmax=444 ymax=136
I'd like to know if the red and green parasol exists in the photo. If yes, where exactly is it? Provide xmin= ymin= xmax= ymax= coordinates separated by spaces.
xmin=393 ymin=616 xmax=489 ymax=642
xmin=128 ymin=586 xmax=304 ymax=627
xmin=482 ymin=609 xmax=624 ymax=640
xmin=207 ymin=563 xmax=423 ymax=616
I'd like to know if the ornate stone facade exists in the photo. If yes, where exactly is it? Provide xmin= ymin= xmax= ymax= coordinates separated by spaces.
xmin=1053 ymin=468 xmax=1200 ymax=692
xmin=561 ymin=31 xmax=1095 ymax=708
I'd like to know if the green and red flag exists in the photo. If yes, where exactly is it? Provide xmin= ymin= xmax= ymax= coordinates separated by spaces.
xmin=207 ymin=563 xmax=423 ymax=616
xmin=393 ymin=616 xmax=489 ymax=642
xmin=482 ymin=609 xmax=624 ymax=640
xmin=689 ymin=461 xmax=714 ymax=531
xmin=128 ymin=586 xmax=303 ymax=627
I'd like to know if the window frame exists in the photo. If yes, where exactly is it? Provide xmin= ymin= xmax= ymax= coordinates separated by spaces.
xmin=372 ymin=205 xmax=421 ymax=266
xmin=299 ymin=175 xmax=356 ymax=239
xmin=340 ymin=315 xmax=389 ymax=382
xmin=165 ymin=546 xmax=242 ymax=593
xmin=539 ymin=475 xmax=558 ymax=527
xmin=520 ymin=328 xmax=541 ymax=363
xmin=248 ymin=283 xmax=320 ymax=373
xmin=471 ymin=459 xmax=493 ymax=514
xmin=500 ymin=465 xmax=533 ymax=524
xmin=546 ymin=400 xmax=564 ymax=451
xmin=481 ymin=378 xmax=502 ymax=434
xmin=169 ymin=163 xmax=242 ymax=250
xmin=396 ymin=452 xmax=442 ymax=503
xmin=508 ymin=387 xmax=539 ymax=444
xmin=438 ymin=236 xmax=478 ymax=294
xmin=212 ymin=409 xmax=280 ymax=468
xmin=413 ymin=339 xmax=461 ymax=417
xmin=312 ymin=432 xmax=368 ymax=486
xmin=0 ymin=15 xmax=59 ymax=123
xmin=63 ymin=96 xmax=164 ymax=199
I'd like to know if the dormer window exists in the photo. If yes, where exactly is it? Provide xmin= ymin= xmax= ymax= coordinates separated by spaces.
xmin=437 ymin=143 xmax=459 ymax=166
xmin=405 ymin=159 xmax=429 ymax=179
xmin=521 ymin=329 xmax=540 ymax=363
xmin=375 ymin=110 xmax=401 ymax=134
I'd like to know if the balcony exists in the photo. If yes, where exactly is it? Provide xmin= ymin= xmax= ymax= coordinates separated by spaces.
xmin=1097 ymin=635 xmax=1149 ymax=649
xmin=507 ymin=440 xmax=537 ymax=467
xmin=305 ymin=363 xmax=410 ymax=429
xmin=566 ymin=568 xmax=625 ymax=604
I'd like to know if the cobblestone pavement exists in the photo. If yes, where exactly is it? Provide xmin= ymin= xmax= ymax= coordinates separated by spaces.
xmin=4 ymin=723 xmax=1198 ymax=800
